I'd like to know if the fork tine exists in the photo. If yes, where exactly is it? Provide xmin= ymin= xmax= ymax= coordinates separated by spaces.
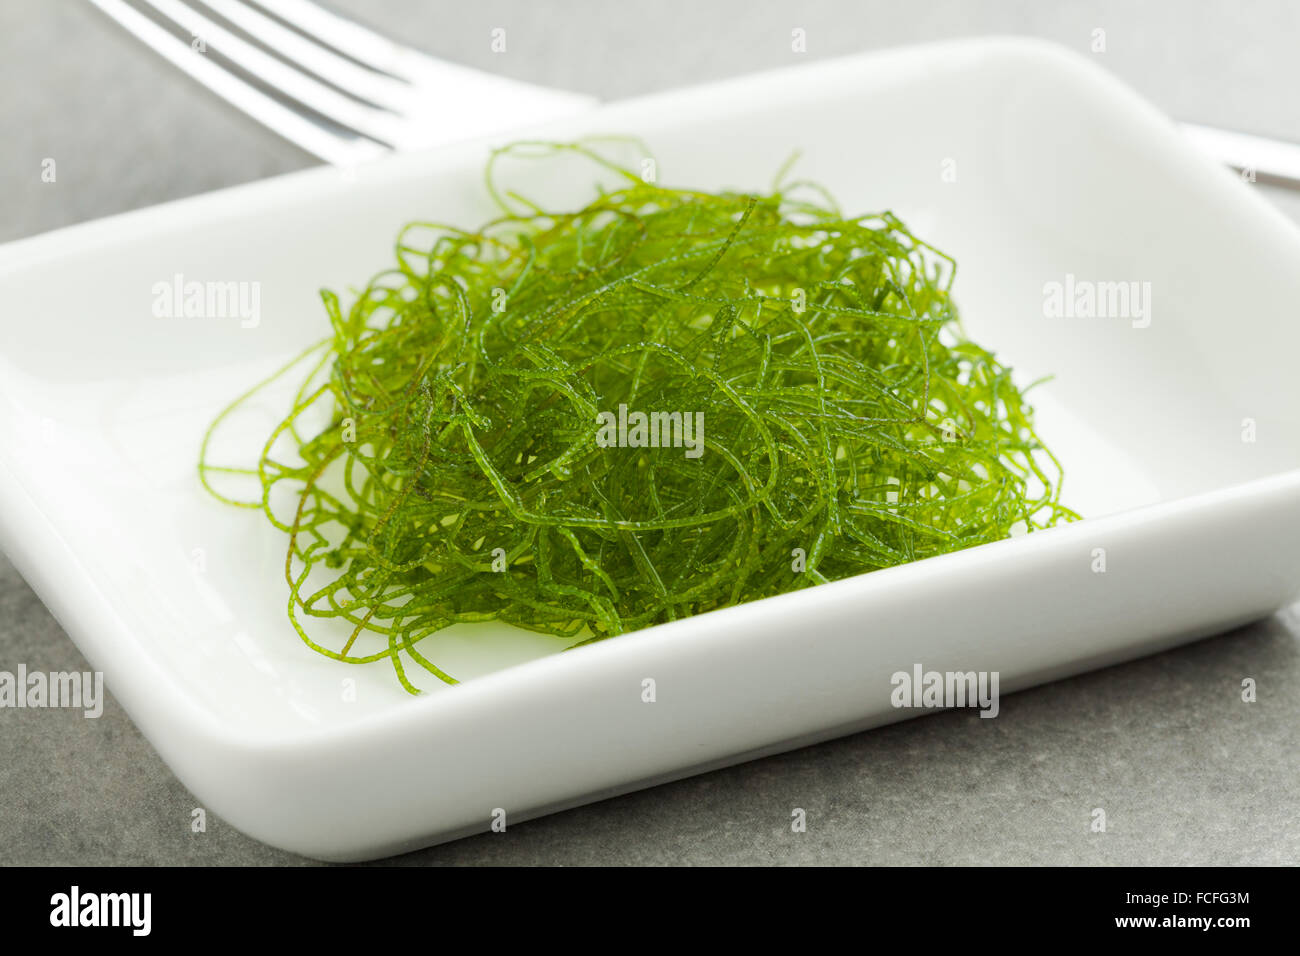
xmin=198 ymin=0 xmax=414 ymax=111
xmin=137 ymin=0 xmax=403 ymax=145
xmin=88 ymin=0 xmax=387 ymax=165
xmin=252 ymin=0 xmax=440 ymax=81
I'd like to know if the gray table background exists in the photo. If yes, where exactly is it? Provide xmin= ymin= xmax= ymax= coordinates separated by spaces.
xmin=3 ymin=0 xmax=1298 ymax=865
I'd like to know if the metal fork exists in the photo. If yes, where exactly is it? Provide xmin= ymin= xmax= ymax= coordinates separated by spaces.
xmin=90 ymin=1 xmax=1300 ymax=190
xmin=1179 ymin=122 xmax=1300 ymax=191
xmin=88 ymin=0 xmax=595 ymax=166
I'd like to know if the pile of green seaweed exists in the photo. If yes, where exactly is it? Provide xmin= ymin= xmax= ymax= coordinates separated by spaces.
xmin=201 ymin=141 xmax=1074 ymax=692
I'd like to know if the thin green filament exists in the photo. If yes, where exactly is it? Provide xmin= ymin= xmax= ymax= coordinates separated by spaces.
xmin=200 ymin=140 xmax=1077 ymax=693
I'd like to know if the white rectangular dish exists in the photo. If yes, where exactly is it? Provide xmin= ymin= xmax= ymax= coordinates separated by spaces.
xmin=3 ymin=38 xmax=1300 ymax=861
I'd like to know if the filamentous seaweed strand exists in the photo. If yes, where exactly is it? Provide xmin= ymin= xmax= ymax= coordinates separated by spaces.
xmin=200 ymin=140 xmax=1077 ymax=692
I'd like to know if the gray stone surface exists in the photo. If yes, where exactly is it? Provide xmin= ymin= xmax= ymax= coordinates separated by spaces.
xmin=2 ymin=0 xmax=1298 ymax=865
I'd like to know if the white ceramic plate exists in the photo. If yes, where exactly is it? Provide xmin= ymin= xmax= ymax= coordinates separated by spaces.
xmin=3 ymin=38 xmax=1300 ymax=861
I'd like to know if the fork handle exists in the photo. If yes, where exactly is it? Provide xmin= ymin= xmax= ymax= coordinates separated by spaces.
xmin=1181 ymin=122 xmax=1300 ymax=190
